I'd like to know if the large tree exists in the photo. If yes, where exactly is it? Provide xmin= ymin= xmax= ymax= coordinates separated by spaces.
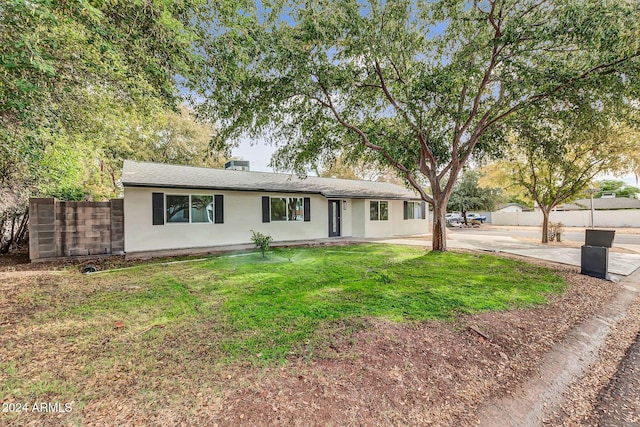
xmin=448 ymin=170 xmax=499 ymax=224
xmin=594 ymin=180 xmax=640 ymax=199
xmin=494 ymin=109 xmax=636 ymax=243
xmin=194 ymin=0 xmax=640 ymax=251
xmin=0 ymin=0 xmax=210 ymax=252
xmin=1 ymin=0 xmax=207 ymax=191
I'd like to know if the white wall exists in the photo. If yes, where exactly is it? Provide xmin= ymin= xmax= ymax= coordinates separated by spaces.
xmin=124 ymin=188 xmax=430 ymax=254
xmin=391 ymin=200 xmax=430 ymax=236
xmin=340 ymin=199 xmax=353 ymax=237
xmin=354 ymin=199 xmax=428 ymax=238
xmin=491 ymin=210 xmax=640 ymax=227
xmin=364 ymin=199 xmax=393 ymax=238
xmin=497 ymin=205 xmax=524 ymax=213
xmin=124 ymin=187 xmax=331 ymax=253
xmin=351 ymin=199 xmax=366 ymax=238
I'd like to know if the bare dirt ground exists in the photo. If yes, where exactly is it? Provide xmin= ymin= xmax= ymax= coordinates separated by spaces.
xmin=0 ymin=252 xmax=636 ymax=426
xmin=547 ymin=297 xmax=640 ymax=426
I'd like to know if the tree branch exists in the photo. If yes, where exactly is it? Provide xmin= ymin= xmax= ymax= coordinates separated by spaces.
xmin=481 ymin=51 xmax=640 ymax=134
xmin=316 ymin=84 xmax=433 ymax=203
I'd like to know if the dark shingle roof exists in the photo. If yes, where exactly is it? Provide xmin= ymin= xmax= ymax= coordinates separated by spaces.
xmin=122 ymin=160 xmax=421 ymax=200
xmin=557 ymin=197 xmax=640 ymax=210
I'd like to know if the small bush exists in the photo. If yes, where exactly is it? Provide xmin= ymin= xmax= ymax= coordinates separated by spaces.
xmin=548 ymin=222 xmax=565 ymax=242
xmin=250 ymin=230 xmax=273 ymax=258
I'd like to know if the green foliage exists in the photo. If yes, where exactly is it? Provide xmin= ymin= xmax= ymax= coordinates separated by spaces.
xmin=0 ymin=0 xmax=212 ymax=207
xmin=495 ymin=105 xmax=637 ymax=242
xmin=447 ymin=170 xmax=499 ymax=218
xmin=194 ymin=0 xmax=640 ymax=250
xmin=595 ymin=180 xmax=640 ymax=199
xmin=250 ymin=230 xmax=273 ymax=258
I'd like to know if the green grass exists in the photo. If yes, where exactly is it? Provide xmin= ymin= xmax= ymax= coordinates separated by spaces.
xmin=63 ymin=244 xmax=564 ymax=363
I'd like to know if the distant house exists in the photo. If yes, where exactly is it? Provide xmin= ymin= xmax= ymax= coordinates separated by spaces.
xmin=556 ymin=197 xmax=640 ymax=211
xmin=496 ymin=203 xmax=531 ymax=213
xmin=121 ymin=161 xmax=429 ymax=255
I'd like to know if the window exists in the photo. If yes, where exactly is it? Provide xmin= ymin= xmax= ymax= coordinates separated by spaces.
xmin=369 ymin=201 xmax=389 ymax=221
xmin=404 ymin=201 xmax=425 ymax=220
xmin=164 ymin=194 xmax=221 ymax=224
xmin=191 ymin=195 xmax=214 ymax=223
xmin=271 ymin=197 xmax=304 ymax=221
xmin=166 ymin=195 xmax=190 ymax=223
xmin=263 ymin=196 xmax=310 ymax=223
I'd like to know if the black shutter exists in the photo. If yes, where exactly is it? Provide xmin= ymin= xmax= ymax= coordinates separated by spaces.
xmin=303 ymin=197 xmax=311 ymax=222
xmin=420 ymin=201 xmax=426 ymax=219
xmin=214 ymin=195 xmax=224 ymax=224
xmin=403 ymin=201 xmax=408 ymax=220
xmin=262 ymin=196 xmax=270 ymax=223
xmin=152 ymin=192 xmax=164 ymax=225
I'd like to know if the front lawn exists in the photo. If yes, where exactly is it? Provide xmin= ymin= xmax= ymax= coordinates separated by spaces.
xmin=66 ymin=244 xmax=563 ymax=363
xmin=1 ymin=244 xmax=567 ymax=424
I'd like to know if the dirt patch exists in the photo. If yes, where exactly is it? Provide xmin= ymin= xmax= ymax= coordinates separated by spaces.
xmin=201 ymin=268 xmax=615 ymax=427
xmin=546 ymin=297 xmax=640 ymax=425
xmin=0 ymin=254 xmax=625 ymax=426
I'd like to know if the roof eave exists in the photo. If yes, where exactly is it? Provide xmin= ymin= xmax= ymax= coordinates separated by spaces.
xmin=122 ymin=182 xmax=420 ymax=200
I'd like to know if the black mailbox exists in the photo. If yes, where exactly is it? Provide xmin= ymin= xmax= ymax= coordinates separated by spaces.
xmin=585 ymin=229 xmax=615 ymax=248
xmin=581 ymin=229 xmax=615 ymax=280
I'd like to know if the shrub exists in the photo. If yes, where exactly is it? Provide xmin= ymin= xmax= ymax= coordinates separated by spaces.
xmin=250 ymin=230 xmax=273 ymax=258
xmin=548 ymin=222 xmax=565 ymax=242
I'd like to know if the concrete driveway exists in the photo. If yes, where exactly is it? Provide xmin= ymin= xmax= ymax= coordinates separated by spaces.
xmin=370 ymin=228 xmax=640 ymax=277
xmin=446 ymin=229 xmax=640 ymax=276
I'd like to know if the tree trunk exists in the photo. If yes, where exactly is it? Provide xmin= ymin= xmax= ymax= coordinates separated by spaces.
xmin=541 ymin=209 xmax=550 ymax=243
xmin=431 ymin=199 xmax=447 ymax=252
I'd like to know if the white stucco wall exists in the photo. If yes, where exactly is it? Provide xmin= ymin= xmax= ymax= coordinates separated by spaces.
xmin=124 ymin=188 xmax=430 ymax=254
xmin=351 ymin=199 xmax=366 ymax=238
xmin=497 ymin=205 xmax=524 ymax=213
xmin=391 ymin=200 xmax=430 ymax=236
xmin=358 ymin=199 xmax=428 ymax=238
xmin=491 ymin=210 xmax=640 ymax=227
xmin=124 ymin=187 xmax=331 ymax=253
xmin=339 ymin=199 xmax=353 ymax=238
xmin=364 ymin=199 xmax=393 ymax=238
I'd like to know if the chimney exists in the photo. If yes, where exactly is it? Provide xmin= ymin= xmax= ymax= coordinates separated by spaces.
xmin=224 ymin=160 xmax=250 ymax=171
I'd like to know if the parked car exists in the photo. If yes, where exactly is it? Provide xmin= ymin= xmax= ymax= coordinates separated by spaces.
xmin=465 ymin=212 xmax=487 ymax=223
xmin=445 ymin=212 xmax=461 ymax=224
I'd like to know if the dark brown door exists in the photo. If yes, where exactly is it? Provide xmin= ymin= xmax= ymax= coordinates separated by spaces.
xmin=328 ymin=200 xmax=341 ymax=237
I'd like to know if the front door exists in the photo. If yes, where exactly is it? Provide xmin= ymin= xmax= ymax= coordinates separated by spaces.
xmin=328 ymin=200 xmax=341 ymax=237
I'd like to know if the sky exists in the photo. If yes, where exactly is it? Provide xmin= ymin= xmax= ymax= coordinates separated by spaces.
xmin=232 ymin=137 xmax=277 ymax=172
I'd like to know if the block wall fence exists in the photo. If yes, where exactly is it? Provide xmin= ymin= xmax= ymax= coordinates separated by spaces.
xmin=29 ymin=198 xmax=124 ymax=261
